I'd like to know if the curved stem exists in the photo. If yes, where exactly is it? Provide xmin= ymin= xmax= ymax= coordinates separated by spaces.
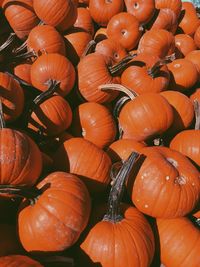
xmin=0 ymin=100 xmax=6 ymax=129
xmin=0 ymin=185 xmax=41 ymax=205
xmin=5 ymin=71 xmax=33 ymax=87
xmin=113 ymin=96 xmax=131 ymax=118
xmin=12 ymin=40 xmax=27 ymax=54
xmin=194 ymin=99 xmax=200 ymax=130
xmin=81 ymin=39 xmax=96 ymax=58
xmin=0 ymin=32 xmax=16 ymax=52
xmin=103 ymin=152 xmax=140 ymax=223
xmin=108 ymin=53 xmax=137 ymax=75
xmin=14 ymin=49 xmax=37 ymax=60
xmin=99 ymin=83 xmax=138 ymax=100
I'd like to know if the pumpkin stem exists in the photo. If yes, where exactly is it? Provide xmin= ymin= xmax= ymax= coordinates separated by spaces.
xmin=147 ymin=53 xmax=176 ymax=78
xmin=103 ymin=152 xmax=140 ymax=223
xmin=194 ymin=99 xmax=200 ymax=130
xmin=0 ymin=32 xmax=16 ymax=52
xmin=5 ymin=71 xmax=34 ymax=87
xmin=0 ymin=185 xmax=41 ymax=205
xmin=81 ymin=39 xmax=96 ymax=57
xmin=0 ymin=100 xmax=6 ymax=129
xmin=108 ymin=53 xmax=137 ymax=75
xmin=99 ymin=83 xmax=138 ymax=100
xmin=113 ymin=96 xmax=131 ymax=119
xmin=12 ymin=40 xmax=27 ymax=54
xmin=14 ymin=49 xmax=37 ymax=60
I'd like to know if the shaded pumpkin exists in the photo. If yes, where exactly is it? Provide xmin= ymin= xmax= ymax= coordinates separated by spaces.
xmin=74 ymin=7 xmax=95 ymax=36
xmin=14 ymin=63 xmax=32 ymax=85
xmin=0 ymin=255 xmax=43 ymax=266
xmin=190 ymin=88 xmax=200 ymax=102
xmin=185 ymin=50 xmax=200 ymax=81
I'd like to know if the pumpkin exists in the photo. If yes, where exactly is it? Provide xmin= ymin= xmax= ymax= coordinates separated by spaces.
xmin=94 ymin=27 xmax=107 ymax=43
xmin=167 ymin=58 xmax=198 ymax=92
xmin=33 ymin=0 xmax=77 ymax=32
xmin=106 ymin=12 xmax=142 ymax=51
xmin=190 ymin=88 xmax=200 ymax=102
xmin=194 ymin=24 xmax=200 ymax=48
xmin=0 ymin=255 xmax=43 ymax=266
xmin=170 ymin=100 xmax=200 ymax=167
xmin=16 ymin=172 xmax=91 ymax=252
xmin=107 ymin=139 xmax=146 ymax=162
xmin=95 ymin=38 xmax=128 ymax=63
xmin=26 ymin=25 xmax=66 ymax=57
xmin=2 ymin=0 xmax=39 ymax=40
xmin=77 ymin=53 xmax=120 ymax=103
xmin=14 ymin=63 xmax=32 ymax=85
xmin=0 ymin=72 xmax=24 ymax=122
xmin=178 ymin=2 xmax=200 ymax=37
xmin=129 ymin=146 xmax=200 ymax=218
xmin=89 ymin=0 xmax=124 ymax=26
xmin=124 ymin=0 xmax=155 ymax=24
xmin=175 ymin=33 xmax=197 ymax=58
xmin=155 ymin=0 xmax=182 ymax=17
xmin=53 ymin=137 xmax=112 ymax=194
xmin=70 ymin=102 xmax=117 ymax=149
xmin=157 ymin=217 xmax=200 ymax=267
xmin=185 ymin=50 xmax=200 ymax=81
xmin=74 ymin=7 xmax=95 ymax=36
xmin=151 ymin=8 xmax=178 ymax=34
xmin=137 ymin=29 xmax=175 ymax=58
xmin=80 ymin=152 xmax=155 ymax=267
xmin=121 ymin=53 xmax=170 ymax=95
xmin=30 ymin=53 xmax=75 ymax=97
xmin=160 ymin=90 xmax=194 ymax=136
xmin=28 ymin=95 xmax=72 ymax=137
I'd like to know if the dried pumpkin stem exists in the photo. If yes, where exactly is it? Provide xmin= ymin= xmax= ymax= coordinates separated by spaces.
xmin=12 ymin=40 xmax=27 ymax=54
xmin=108 ymin=53 xmax=137 ymax=75
xmin=14 ymin=49 xmax=37 ymax=60
xmin=81 ymin=39 xmax=96 ymax=57
xmin=0 ymin=32 xmax=16 ymax=52
xmin=0 ymin=185 xmax=41 ymax=205
xmin=5 ymin=71 xmax=34 ymax=87
xmin=103 ymin=152 xmax=140 ymax=223
xmin=0 ymin=100 xmax=6 ymax=129
xmin=99 ymin=83 xmax=138 ymax=100
xmin=194 ymin=99 xmax=200 ymax=130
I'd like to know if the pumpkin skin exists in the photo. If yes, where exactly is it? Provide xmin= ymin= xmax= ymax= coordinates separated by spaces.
xmin=28 ymin=95 xmax=72 ymax=137
xmin=155 ymin=0 xmax=182 ymax=17
xmin=2 ymin=0 xmax=39 ymax=39
xmin=194 ymin=25 xmax=200 ymax=49
xmin=95 ymin=38 xmax=128 ymax=63
xmin=106 ymin=12 xmax=142 ymax=51
xmin=119 ymin=93 xmax=174 ymax=142
xmin=70 ymin=102 xmax=117 ymax=149
xmin=27 ymin=25 xmax=66 ymax=56
xmin=18 ymin=172 xmax=91 ymax=252
xmin=77 ymin=53 xmax=120 ymax=103
xmin=33 ymin=0 xmax=77 ymax=32
xmin=170 ymin=130 xmax=200 ymax=167
xmin=124 ymin=0 xmax=155 ymax=24
xmin=89 ymin=0 xmax=124 ymax=26
xmin=160 ymin=90 xmax=194 ymax=135
xmin=107 ymin=139 xmax=146 ymax=162
xmin=80 ymin=204 xmax=155 ymax=267
xmin=190 ymin=88 xmax=200 ymax=102
xmin=179 ymin=2 xmax=200 ymax=37
xmin=129 ymin=146 xmax=200 ymax=218
xmin=94 ymin=27 xmax=107 ymax=43
xmin=175 ymin=34 xmax=197 ymax=58
xmin=185 ymin=50 xmax=200 ymax=81
xmin=0 ymin=72 xmax=24 ymax=122
xmin=167 ymin=59 xmax=198 ymax=92
xmin=14 ymin=63 xmax=32 ymax=85
xmin=137 ymin=29 xmax=175 ymax=58
xmin=53 ymin=138 xmax=112 ymax=194
xmin=121 ymin=53 xmax=170 ymax=95
xmin=30 ymin=53 xmax=75 ymax=97
xmin=0 ymin=129 xmax=42 ymax=186
xmin=157 ymin=217 xmax=200 ymax=267
xmin=0 ymin=255 xmax=43 ymax=266
xmin=74 ymin=7 xmax=94 ymax=36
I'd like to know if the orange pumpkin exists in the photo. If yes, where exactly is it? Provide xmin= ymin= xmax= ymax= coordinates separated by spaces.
xmin=74 ymin=7 xmax=95 ymax=36
xmin=155 ymin=0 xmax=182 ymax=17
xmin=14 ymin=63 xmax=32 ymax=85
xmin=0 ymin=255 xmax=43 ymax=266
xmin=175 ymin=33 xmax=197 ymax=58
xmin=190 ymin=88 xmax=200 ymax=102
xmin=194 ymin=24 xmax=200 ymax=48
xmin=185 ymin=50 xmax=200 ymax=81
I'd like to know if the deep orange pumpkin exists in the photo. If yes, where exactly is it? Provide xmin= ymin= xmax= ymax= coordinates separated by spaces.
xmin=185 ymin=50 xmax=200 ymax=81
xmin=18 ymin=172 xmax=91 ymax=252
xmin=74 ymin=7 xmax=95 ymax=36
xmin=33 ymin=0 xmax=77 ymax=32
xmin=0 ymin=72 xmax=24 ymax=122
xmin=0 ymin=255 xmax=43 ymax=266
xmin=53 ymin=137 xmax=112 ymax=194
xmin=190 ymin=88 xmax=200 ymax=102
xmin=14 ymin=63 xmax=32 ymax=85
xmin=175 ymin=33 xmax=197 ymax=58
xmin=155 ymin=0 xmax=182 ymax=17
xmin=2 ymin=0 xmax=39 ymax=39
xmin=106 ymin=12 xmax=142 ymax=51
xmin=157 ymin=217 xmax=200 ymax=267
xmin=30 ymin=53 xmax=75 ymax=97
xmin=129 ymin=146 xmax=200 ymax=218
xmin=194 ymin=24 xmax=200 ymax=48
xmin=70 ymin=102 xmax=117 ymax=148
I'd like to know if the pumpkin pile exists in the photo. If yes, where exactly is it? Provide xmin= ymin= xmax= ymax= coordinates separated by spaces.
xmin=0 ymin=0 xmax=199 ymax=266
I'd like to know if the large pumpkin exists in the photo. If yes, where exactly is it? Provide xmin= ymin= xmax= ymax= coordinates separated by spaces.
xmin=18 ymin=172 xmax=91 ymax=252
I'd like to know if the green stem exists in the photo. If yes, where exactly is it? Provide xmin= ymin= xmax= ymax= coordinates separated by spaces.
xmin=103 ymin=152 xmax=140 ymax=223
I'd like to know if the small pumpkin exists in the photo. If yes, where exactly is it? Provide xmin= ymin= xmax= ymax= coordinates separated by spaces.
xmin=175 ymin=33 xmax=197 ymax=58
